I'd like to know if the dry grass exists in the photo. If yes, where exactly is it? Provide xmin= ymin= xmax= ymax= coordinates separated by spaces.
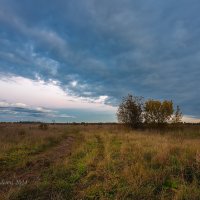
xmin=0 ymin=124 xmax=200 ymax=199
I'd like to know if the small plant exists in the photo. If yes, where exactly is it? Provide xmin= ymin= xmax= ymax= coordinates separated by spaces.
xmin=18 ymin=129 xmax=26 ymax=136
xmin=38 ymin=123 xmax=48 ymax=130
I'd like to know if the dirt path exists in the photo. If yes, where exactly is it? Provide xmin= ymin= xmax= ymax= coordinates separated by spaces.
xmin=0 ymin=136 xmax=76 ymax=196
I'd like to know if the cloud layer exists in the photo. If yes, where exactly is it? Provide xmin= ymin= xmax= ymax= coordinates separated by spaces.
xmin=0 ymin=101 xmax=116 ymax=123
xmin=0 ymin=101 xmax=76 ymax=122
xmin=0 ymin=0 xmax=200 ymax=119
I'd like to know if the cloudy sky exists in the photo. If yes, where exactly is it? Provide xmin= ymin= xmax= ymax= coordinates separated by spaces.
xmin=0 ymin=0 xmax=200 ymax=122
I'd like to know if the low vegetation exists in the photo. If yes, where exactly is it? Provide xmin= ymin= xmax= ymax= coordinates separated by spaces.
xmin=0 ymin=123 xmax=200 ymax=199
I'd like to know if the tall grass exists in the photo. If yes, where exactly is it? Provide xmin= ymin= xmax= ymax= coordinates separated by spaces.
xmin=0 ymin=124 xmax=200 ymax=199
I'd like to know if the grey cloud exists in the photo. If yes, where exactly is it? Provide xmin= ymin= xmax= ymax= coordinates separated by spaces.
xmin=0 ymin=102 xmax=75 ymax=120
xmin=0 ymin=0 xmax=200 ymax=117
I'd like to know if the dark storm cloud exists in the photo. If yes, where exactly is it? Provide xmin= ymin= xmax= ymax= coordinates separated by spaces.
xmin=0 ymin=0 xmax=200 ymax=117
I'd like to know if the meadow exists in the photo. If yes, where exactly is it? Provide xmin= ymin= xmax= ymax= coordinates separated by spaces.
xmin=0 ymin=123 xmax=200 ymax=200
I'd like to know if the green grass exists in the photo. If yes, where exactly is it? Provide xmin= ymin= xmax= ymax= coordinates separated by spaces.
xmin=10 ymin=132 xmax=104 ymax=199
xmin=0 ymin=126 xmax=79 ymax=171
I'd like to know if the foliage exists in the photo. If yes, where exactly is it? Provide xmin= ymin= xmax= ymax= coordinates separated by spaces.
xmin=172 ymin=105 xmax=183 ymax=123
xmin=144 ymin=99 xmax=174 ymax=124
xmin=117 ymin=94 xmax=143 ymax=128
xmin=117 ymin=94 xmax=182 ymax=127
xmin=38 ymin=123 xmax=48 ymax=130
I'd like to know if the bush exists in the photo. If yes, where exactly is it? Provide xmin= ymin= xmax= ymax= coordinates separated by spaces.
xmin=38 ymin=123 xmax=48 ymax=130
xmin=117 ymin=94 xmax=143 ymax=128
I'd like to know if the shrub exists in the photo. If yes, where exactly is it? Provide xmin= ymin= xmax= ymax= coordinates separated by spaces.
xmin=38 ymin=123 xmax=48 ymax=130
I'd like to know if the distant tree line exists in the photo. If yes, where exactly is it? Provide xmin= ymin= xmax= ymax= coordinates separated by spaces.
xmin=117 ymin=94 xmax=182 ymax=128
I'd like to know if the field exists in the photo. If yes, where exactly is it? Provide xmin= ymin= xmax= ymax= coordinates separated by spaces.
xmin=0 ymin=124 xmax=200 ymax=200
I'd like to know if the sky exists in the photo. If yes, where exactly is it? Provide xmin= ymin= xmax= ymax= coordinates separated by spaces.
xmin=0 ymin=0 xmax=200 ymax=122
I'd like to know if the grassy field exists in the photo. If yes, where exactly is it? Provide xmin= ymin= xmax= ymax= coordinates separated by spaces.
xmin=0 ymin=124 xmax=200 ymax=199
